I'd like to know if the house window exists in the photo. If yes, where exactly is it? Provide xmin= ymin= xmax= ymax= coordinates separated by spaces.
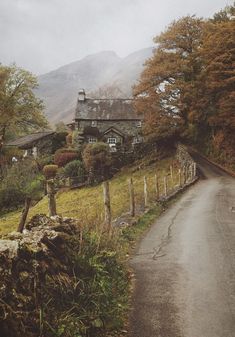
xmin=136 ymin=121 xmax=142 ymax=128
xmin=107 ymin=137 xmax=117 ymax=144
xmin=88 ymin=137 xmax=97 ymax=143
xmin=91 ymin=121 xmax=97 ymax=127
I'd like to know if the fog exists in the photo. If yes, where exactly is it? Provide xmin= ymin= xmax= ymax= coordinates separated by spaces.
xmin=0 ymin=0 xmax=231 ymax=74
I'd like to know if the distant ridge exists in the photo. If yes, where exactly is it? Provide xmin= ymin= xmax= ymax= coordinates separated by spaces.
xmin=35 ymin=47 xmax=153 ymax=124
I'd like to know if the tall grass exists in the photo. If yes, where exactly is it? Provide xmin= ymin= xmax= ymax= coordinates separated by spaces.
xmin=0 ymin=157 xmax=179 ymax=235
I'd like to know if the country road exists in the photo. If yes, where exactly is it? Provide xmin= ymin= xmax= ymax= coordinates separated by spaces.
xmin=129 ymin=154 xmax=235 ymax=337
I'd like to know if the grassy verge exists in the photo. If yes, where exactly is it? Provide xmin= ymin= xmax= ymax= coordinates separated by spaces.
xmin=0 ymin=156 xmax=179 ymax=235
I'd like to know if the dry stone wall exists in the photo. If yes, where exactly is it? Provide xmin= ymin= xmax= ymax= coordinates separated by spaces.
xmin=176 ymin=144 xmax=196 ymax=169
xmin=0 ymin=215 xmax=81 ymax=337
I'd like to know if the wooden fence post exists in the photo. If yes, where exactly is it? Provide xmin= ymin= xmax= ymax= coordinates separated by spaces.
xmin=47 ymin=179 xmax=57 ymax=216
xmin=103 ymin=181 xmax=112 ymax=234
xmin=193 ymin=162 xmax=197 ymax=177
xmin=184 ymin=166 xmax=188 ymax=184
xmin=144 ymin=176 xmax=148 ymax=208
xmin=164 ymin=176 xmax=168 ymax=197
xmin=170 ymin=165 xmax=173 ymax=184
xmin=129 ymin=178 xmax=135 ymax=217
xmin=190 ymin=164 xmax=193 ymax=181
xmin=178 ymin=168 xmax=182 ymax=187
xmin=155 ymin=174 xmax=159 ymax=200
xmin=17 ymin=197 xmax=31 ymax=233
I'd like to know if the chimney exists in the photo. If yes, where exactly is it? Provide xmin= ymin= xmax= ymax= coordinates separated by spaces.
xmin=78 ymin=89 xmax=86 ymax=102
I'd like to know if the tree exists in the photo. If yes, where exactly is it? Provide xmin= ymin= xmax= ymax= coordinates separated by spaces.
xmin=211 ymin=3 xmax=235 ymax=23
xmin=82 ymin=142 xmax=112 ymax=182
xmin=197 ymin=16 xmax=235 ymax=163
xmin=0 ymin=64 xmax=48 ymax=144
xmin=134 ymin=16 xmax=205 ymax=142
xmin=134 ymin=7 xmax=235 ymax=164
xmin=55 ymin=121 xmax=68 ymax=133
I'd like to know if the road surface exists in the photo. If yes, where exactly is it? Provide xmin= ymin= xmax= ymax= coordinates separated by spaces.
xmin=129 ymin=155 xmax=235 ymax=337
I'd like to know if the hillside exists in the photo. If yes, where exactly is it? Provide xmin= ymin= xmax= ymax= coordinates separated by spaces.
xmin=0 ymin=155 xmax=176 ymax=235
xmin=35 ymin=47 xmax=153 ymax=124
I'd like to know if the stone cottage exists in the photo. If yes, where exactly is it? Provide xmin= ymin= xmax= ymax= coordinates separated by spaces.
xmin=6 ymin=131 xmax=67 ymax=158
xmin=74 ymin=89 xmax=143 ymax=152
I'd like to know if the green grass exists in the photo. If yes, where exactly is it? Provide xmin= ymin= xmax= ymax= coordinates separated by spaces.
xmin=0 ymin=156 xmax=179 ymax=235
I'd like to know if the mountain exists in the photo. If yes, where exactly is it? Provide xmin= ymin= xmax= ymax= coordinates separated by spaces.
xmin=35 ymin=47 xmax=153 ymax=124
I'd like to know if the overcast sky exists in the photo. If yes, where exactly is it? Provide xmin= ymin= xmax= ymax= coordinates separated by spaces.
xmin=0 ymin=0 xmax=231 ymax=75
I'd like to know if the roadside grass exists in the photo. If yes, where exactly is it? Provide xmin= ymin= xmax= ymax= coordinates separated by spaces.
xmin=0 ymin=156 xmax=179 ymax=235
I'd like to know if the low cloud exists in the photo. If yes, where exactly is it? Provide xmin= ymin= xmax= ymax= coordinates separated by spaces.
xmin=0 ymin=0 xmax=230 ymax=74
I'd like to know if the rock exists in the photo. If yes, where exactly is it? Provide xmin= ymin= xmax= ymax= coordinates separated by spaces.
xmin=0 ymin=214 xmax=81 ymax=337
xmin=0 ymin=240 xmax=19 ymax=259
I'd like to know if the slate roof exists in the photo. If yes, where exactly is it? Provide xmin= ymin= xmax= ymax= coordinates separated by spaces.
xmin=6 ymin=131 xmax=55 ymax=148
xmin=76 ymin=98 xmax=141 ymax=120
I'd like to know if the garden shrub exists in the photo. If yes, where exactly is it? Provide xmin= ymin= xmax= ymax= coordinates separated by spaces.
xmin=64 ymin=160 xmax=86 ymax=179
xmin=35 ymin=154 xmax=54 ymax=169
xmin=42 ymin=165 xmax=58 ymax=179
xmin=82 ymin=142 xmax=113 ymax=180
xmin=54 ymin=148 xmax=80 ymax=167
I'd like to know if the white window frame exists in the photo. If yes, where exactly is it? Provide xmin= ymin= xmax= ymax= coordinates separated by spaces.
xmin=91 ymin=121 xmax=97 ymax=127
xmin=88 ymin=137 xmax=97 ymax=144
xmin=107 ymin=137 xmax=117 ymax=144
xmin=136 ymin=121 xmax=142 ymax=128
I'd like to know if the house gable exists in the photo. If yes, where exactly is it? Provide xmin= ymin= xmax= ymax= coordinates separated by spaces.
xmin=74 ymin=90 xmax=144 ymax=150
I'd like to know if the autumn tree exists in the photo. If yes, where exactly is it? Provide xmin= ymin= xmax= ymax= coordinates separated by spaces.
xmin=134 ymin=7 xmax=235 ymax=168
xmin=197 ymin=11 xmax=235 ymax=163
xmin=0 ymin=64 xmax=48 ymax=144
xmin=134 ymin=16 xmax=205 ymax=142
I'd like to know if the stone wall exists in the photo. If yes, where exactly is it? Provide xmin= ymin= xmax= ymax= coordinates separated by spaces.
xmin=0 ymin=215 xmax=81 ymax=337
xmin=176 ymin=144 xmax=195 ymax=169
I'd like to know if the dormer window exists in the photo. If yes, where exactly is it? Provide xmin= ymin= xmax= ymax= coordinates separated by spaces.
xmin=91 ymin=121 xmax=97 ymax=127
xmin=107 ymin=137 xmax=117 ymax=144
xmin=136 ymin=121 xmax=142 ymax=128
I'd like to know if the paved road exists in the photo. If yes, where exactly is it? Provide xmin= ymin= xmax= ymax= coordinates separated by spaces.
xmin=129 ymin=155 xmax=235 ymax=337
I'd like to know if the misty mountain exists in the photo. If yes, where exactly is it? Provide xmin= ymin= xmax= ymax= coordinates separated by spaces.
xmin=36 ymin=47 xmax=153 ymax=124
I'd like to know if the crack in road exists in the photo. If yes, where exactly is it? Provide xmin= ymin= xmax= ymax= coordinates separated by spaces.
xmin=152 ymin=207 xmax=184 ymax=260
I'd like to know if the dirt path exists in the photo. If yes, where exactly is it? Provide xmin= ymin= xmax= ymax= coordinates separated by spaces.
xmin=129 ymin=155 xmax=235 ymax=337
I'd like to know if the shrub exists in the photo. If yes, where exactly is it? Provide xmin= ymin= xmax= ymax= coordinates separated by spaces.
xmin=0 ymin=184 xmax=25 ymax=210
xmin=64 ymin=160 xmax=86 ymax=179
xmin=0 ymin=159 xmax=43 ymax=211
xmin=43 ymin=165 xmax=58 ymax=179
xmin=82 ymin=142 xmax=113 ymax=180
xmin=51 ymin=132 xmax=68 ymax=153
xmin=54 ymin=148 xmax=80 ymax=167
xmin=35 ymin=155 xmax=54 ymax=169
